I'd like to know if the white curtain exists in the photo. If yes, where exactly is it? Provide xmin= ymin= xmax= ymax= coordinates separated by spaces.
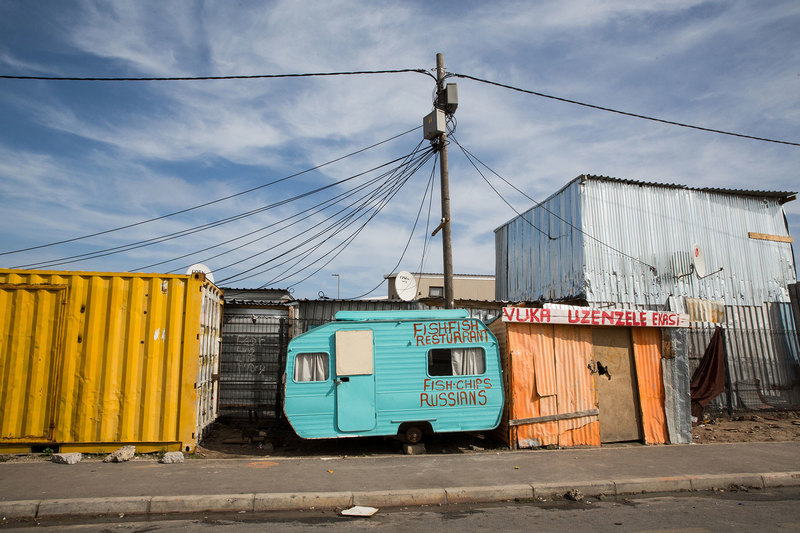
xmin=294 ymin=353 xmax=329 ymax=381
xmin=451 ymin=347 xmax=485 ymax=375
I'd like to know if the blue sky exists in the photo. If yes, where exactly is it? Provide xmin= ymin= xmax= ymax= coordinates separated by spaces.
xmin=0 ymin=0 xmax=798 ymax=299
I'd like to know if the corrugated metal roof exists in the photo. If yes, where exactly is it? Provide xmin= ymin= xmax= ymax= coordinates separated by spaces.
xmin=222 ymin=288 xmax=293 ymax=306
xmin=577 ymin=174 xmax=797 ymax=201
xmin=384 ymin=272 xmax=495 ymax=278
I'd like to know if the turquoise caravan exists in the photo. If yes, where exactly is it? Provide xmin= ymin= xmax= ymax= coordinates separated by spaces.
xmin=284 ymin=310 xmax=503 ymax=443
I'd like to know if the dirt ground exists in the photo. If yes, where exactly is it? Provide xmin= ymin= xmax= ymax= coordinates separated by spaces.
xmin=3 ymin=411 xmax=799 ymax=463
xmin=193 ymin=422 xmax=505 ymax=459
xmin=691 ymin=409 xmax=800 ymax=444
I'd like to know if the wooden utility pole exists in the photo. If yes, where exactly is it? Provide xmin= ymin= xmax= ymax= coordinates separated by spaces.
xmin=436 ymin=53 xmax=454 ymax=309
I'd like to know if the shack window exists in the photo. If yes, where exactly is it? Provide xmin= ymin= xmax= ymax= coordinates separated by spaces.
xmin=428 ymin=286 xmax=444 ymax=297
xmin=428 ymin=347 xmax=486 ymax=376
xmin=294 ymin=353 xmax=329 ymax=382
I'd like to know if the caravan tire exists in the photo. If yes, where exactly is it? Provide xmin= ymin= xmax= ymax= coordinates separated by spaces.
xmin=404 ymin=425 xmax=424 ymax=444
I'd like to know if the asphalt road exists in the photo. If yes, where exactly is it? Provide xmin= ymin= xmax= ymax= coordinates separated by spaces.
xmin=5 ymin=486 xmax=800 ymax=532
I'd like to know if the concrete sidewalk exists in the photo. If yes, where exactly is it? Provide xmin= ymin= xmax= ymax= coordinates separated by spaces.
xmin=1 ymin=441 xmax=799 ymax=519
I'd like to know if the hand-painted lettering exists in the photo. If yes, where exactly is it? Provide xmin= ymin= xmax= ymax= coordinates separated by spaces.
xmin=419 ymin=377 xmax=493 ymax=407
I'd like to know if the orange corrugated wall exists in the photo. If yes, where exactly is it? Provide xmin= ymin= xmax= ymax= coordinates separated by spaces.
xmin=553 ymin=325 xmax=600 ymax=447
xmin=507 ymin=323 xmax=600 ymax=448
xmin=631 ymin=327 xmax=669 ymax=444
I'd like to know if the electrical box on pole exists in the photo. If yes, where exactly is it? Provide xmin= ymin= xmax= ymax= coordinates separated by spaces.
xmin=423 ymin=109 xmax=446 ymax=140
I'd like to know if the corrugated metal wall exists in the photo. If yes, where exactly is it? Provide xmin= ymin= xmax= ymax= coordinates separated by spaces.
xmin=0 ymin=269 xmax=222 ymax=452
xmin=687 ymin=303 xmax=800 ymax=408
xmin=495 ymin=321 xmax=674 ymax=448
xmin=494 ymin=179 xmax=584 ymax=302
xmin=631 ymin=328 xmax=669 ymax=444
xmin=495 ymin=177 xmax=796 ymax=307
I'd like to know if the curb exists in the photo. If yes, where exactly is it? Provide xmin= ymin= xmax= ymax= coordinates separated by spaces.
xmin=2 ymin=472 xmax=799 ymax=520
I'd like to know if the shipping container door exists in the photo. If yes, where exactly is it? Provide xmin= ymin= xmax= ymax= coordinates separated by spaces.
xmin=592 ymin=327 xmax=643 ymax=442
xmin=334 ymin=330 xmax=376 ymax=432
xmin=0 ymin=285 xmax=65 ymax=442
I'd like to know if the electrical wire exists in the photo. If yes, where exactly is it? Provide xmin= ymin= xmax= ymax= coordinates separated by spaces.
xmin=0 ymin=126 xmax=421 ymax=257
xmin=452 ymin=136 xmax=552 ymax=240
xmin=252 ymin=147 xmax=436 ymax=287
xmin=277 ymin=149 xmax=435 ymax=291
xmin=218 ymin=143 xmax=434 ymax=285
xmin=349 ymin=153 xmax=439 ymax=299
xmin=135 ymin=146 xmax=429 ymax=272
xmin=215 ymin=145 xmax=432 ymax=282
xmin=450 ymin=135 xmax=658 ymax=273
xmin=451 ymin=72 xmax=800 ymax=147
xmin=13 ymin=149 xmax=424 ymax=270
xmin=0 ymin=68 xmax=435 ymax=82
xmin=214 ymin=142 xmax=431 ymax=282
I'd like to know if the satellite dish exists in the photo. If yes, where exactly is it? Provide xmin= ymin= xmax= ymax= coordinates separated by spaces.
xmin=186 ymin=263 xmax=214 ymax=283
xmin=395 ymin=270 xmax=417 ymax=301
xmin=691 ymin=244 xmax=707 ymax=278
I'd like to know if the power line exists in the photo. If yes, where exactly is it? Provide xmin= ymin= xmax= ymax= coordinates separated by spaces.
xmin=452 ymin=137 xmax=553 ymax=240
xmin=350 ymin=153 xmax=439 ymax=299
xmin=219 ymin=144 xmax=434 ymax=285
xmin=14 ymin=149 xmax=424 ymax=269
xmin=216 ymin=144 xmax=432 ymax=283
xmin=1 ymin=126 xmax=421 ymax=257
xmin=136 ymin=164 xmax=407 ymax=272
xmin=451 ymin=136 xmax=658 ymax=273
xmin=451 ymin=72 xmax=800 ymax=147
xmin=277 ymin=150 xmax=435 ymax=291
xmin=257 ymin=147 xmax=435 ymax=287
xmin=0 ymin=68 xmax=435 ymax=82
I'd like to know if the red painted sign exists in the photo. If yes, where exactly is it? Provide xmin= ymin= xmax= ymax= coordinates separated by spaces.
xmin=420 ymin=378 xmax=492 ymax=407
xmin=412 ymin=320 xmax=489 ymax=346
xmin=501 ymin=306 xmax=688 ymax=328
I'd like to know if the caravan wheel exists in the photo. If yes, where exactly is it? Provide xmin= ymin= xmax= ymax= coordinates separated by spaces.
xmin=404 ymin=426 xmax=423 ymax=444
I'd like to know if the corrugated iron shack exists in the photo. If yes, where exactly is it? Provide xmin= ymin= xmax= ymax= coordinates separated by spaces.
xmin=218 ymin=288 xmax=293 ymax=422
xmin=490 ymin=305 xmax=691 ymax=448
xmin=495 ymin=175 xmax=799 ymax=407
xmin=0 ymin=269 xmax=222 ymax=453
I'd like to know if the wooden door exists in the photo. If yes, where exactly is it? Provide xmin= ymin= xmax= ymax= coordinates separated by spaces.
xmin=592 ymin=327 xmax=642 ymax=443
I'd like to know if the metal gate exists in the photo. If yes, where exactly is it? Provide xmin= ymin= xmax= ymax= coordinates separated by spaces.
xmin=219 ymin=309 xmax=289 ymax=423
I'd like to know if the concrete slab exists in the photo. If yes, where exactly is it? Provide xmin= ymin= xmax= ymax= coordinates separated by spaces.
xmin=0 ymin=500 xmax=38 ymax=519
xmin=150 ymin=494 xmax=254 ymax=514
xmin=615 ymin=476 xmax=692 ymax=494
xmin=352 ymin=488 xmax=446 ymax=507
xmin=445 ymin=484 xmax=532 ymax=503
xmin=689 ymin=473 xmax=764 ymax=491
xmin=254 ymin=492 xmax=352 ymax=511
xmin=37 ymin=496 xmax=150 ymax=518
xmin=533 ymin=481 xmax=615 ymax=499
xmin=761 ymin=472 xmax=800 ymax=488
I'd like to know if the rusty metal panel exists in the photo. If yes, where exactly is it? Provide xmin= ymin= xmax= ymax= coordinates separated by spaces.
xmin=487 ymin=318 xmax=511 ymax=446
xmin=505 ymin=322 xmax=600 ymax=448
xmin=0 ymin=269 xmax=222 ymax=452
xmin=631 ymin=328 xmax=669 ymax=444
xmin=553 ymin=325 xmax=600 ymax=447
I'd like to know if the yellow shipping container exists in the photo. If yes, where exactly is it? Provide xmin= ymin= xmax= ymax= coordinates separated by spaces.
xmin=0 ymin=269 xmax=222 ymax=453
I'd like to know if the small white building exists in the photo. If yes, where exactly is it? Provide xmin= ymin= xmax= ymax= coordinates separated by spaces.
xmin=495 ymin=174 xmax=799 ymax=407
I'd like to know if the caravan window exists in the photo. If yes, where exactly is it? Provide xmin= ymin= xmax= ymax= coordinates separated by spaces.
xmin=427 ymin=347 xmax=486 ymax=376
xmin=294 ymin=353 xmax=329 ymax=382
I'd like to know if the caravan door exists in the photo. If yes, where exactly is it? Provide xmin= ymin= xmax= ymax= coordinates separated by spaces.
xmin=334 ymin=330 xmax=376 ymax=432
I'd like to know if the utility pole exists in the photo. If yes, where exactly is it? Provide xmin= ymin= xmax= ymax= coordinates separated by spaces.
xmin=435 ymin=53 xmax=454 ymax=309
